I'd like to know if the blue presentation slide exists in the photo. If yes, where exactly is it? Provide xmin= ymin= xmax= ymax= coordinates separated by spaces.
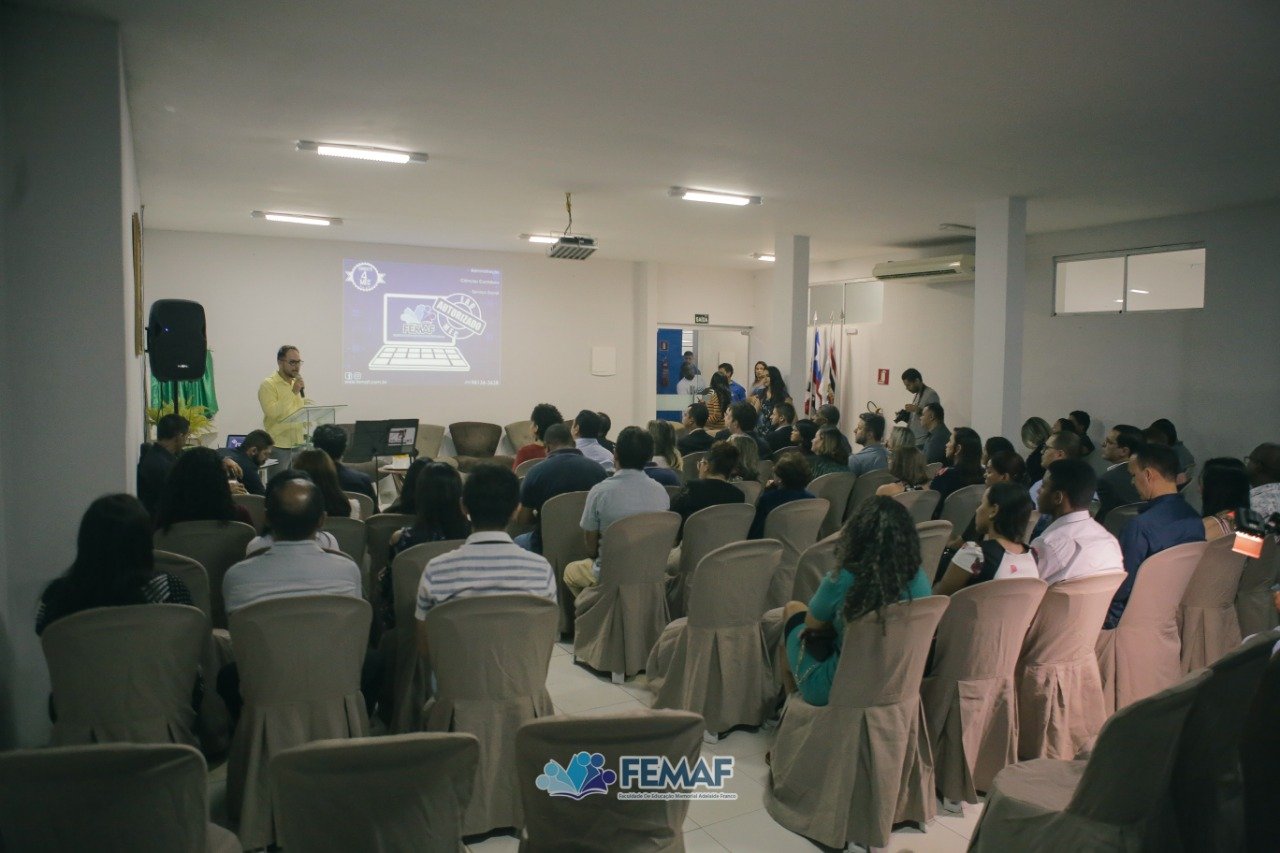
xmin=342 ymin=259 xmax=501 ymax=387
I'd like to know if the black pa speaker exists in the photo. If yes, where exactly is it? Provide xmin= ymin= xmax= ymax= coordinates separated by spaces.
xmin=147 ymin=299 xmax=207 ymax=381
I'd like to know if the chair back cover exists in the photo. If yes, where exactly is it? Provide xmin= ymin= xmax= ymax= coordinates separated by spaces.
xmin=232 ymin=493 xmax=267 ymax=532
xmin=1016 ymin=570 xmax=1124 ymax=759
xmin=764 ymin=597 xmax=950 ymax=849
xmin=647 ymin=541 xmax=782 ymax=731
xmin=916 ymin=520 xmax=953 ymax=583
xmin=42 ymin=604 xmax=207 ymax=747
xmin=680 ymin=451 xmax=708 ymax=482
xmin=1096 ymin=540 xmax=1207 ymax=713
xmin=732 ymin=478 xmax=763 ymax=504
xmin=271 ymin=733 xmax=480 ymax=853
xmin=325 ymin=515 xmax=368 ymax=565
xmin=1236 ymin=534 xmax=1280 ymax=636
xmin=344 ymin=491 xmax=376 ymax=520
xmin=516 ymin=711 xmax=704 ymax=852
xmin=540 ymin=489 xmax=591 ymax=633
xmin=449 ymin=421 xmax=502 ymax=457
xmin=415 ymin=423 xmax=447 ymax=459
xmin=1179 ymin=535 xmax=1246 ymax=672
xmin=762 ymin=498 xmax=829 ymax=608
xmin=792 ymin=531 xmax=841 ymax=603
xmin=1022 ymin=510 xmax=1041 ymax=544
xmin=505 ymin=419 xmax=536 ymax=452
xmin=573 ymin=511 xmax=681 ymax=677
xmin=227 ymin=594 xmax=372 ymax=849
xmin=423 ymin=594 xmax=559 ymax=835
xmin=364 ymin=512 xmax=414 ymax=613
xmin=388 ymin=539 xmax=465 ymax=733
xmin=921 ymin=578 xmax=1047 ymax=802
xmin=153 ymin=519 xmax=256 ymax=629
xmin=938 ymin=483 xmax=985 ymax=537
xmin=925 ymin=461 xmax=944 ymax=479
xmin=154 ymin=549 xmax=211 ymax=620
xmin=756 ymin=459 xmax=774 ymax=485
xmin=1102 ymin=501 xmax=1143 ymax=538
xmin=515 ymin=457 xmax=542 ymax=478
xmin=893 ymin=489 xmax=941 ymax=524
xmin=669 ymin=502 xmax=755 ymax=617
xmin=846 ymin=469 xmax=894 ymax=518
xmin=0 ymin=743 xmax=232 ymax=853
xmin=808 ymin=471 xmax=857 ymax=537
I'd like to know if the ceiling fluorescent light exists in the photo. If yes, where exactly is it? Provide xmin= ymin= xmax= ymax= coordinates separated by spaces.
xmin=296 ymin=140 xmax=427 ymax=164
xmin=520 ymin=234 xmax=561 ymax=245
xmin=751 ymin=253 xmax=776 ymax=262
xmin=669 ymin=186 xmax=761 ymax=206
xmin=1129 ymin=289 xmax=1150 ymax=294
xmin=251 ymin=210 xmax=341 ymax=226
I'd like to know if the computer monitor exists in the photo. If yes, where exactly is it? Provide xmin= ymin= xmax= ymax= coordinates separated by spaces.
xmin=225 ymin=434 xmax=246 ymax=450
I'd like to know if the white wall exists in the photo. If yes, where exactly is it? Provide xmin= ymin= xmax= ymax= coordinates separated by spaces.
xmin=1 ymin=7 xmax=140 ymax=747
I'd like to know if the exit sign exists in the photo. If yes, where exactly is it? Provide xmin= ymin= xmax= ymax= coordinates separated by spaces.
xmin=694 ymin=314 xmax=710 ymax=325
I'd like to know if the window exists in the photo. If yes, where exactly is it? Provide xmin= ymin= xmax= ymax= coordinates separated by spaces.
xmin=1054 ymin=245 xmax=1204 ymax=314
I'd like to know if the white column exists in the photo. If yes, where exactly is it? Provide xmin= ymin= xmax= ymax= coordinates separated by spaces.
xmin=772 ymin=235 xmax=810 ymax=392
xmin=971 ymin=198 xmax=1027 ymax=439
xmin=631 ymin=261 xmax=659 ymax=426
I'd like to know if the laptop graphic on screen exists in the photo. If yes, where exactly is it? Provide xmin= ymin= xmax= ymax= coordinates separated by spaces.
xmin=368 ymin=293 xmax=470 ymax=371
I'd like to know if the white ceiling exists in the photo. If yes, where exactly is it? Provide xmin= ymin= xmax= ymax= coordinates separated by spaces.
xmin=33 ymin=0 xmax=1280 ymax=267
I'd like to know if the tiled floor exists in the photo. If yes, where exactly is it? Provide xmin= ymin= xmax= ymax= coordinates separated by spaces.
xmin=465 ymin=641 xmax=980 ymax=852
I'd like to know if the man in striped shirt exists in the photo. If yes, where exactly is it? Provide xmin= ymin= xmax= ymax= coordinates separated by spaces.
xmin=414 ymin=464 xmax=557 ymax=641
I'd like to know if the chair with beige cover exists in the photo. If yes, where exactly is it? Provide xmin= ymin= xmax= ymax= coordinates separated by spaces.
xmin=1102 ymin=501 xmax=1143 ymax=538
xmin=808 ymin=471 xmax=856 ymax=537
xmin=422 ymin=594 xmax=559 ymax=836
xmin=647 ymin=540 xmax=783 ymax=735
xmin=448 ymin=421 xmax=506 ymax=471
xmin=680 ymin=450 xmax=708 ymax=482
xmin=921 ymin=578 xmax=1047 ymax=806
xmin=1022 ymin=510 xmax=1041 ymax=543
xmin=732 ymin=478 xmax=763 ymax=504
xmin=573 ymin=511 xmax=681 ymax=681
xmin=364 ymin=512 xmax=413 ymax=613
xmin=765 ymin=597 xmax=950 ymax=850
xmin=154 ymin=549 xmax=213 ymax=620
xmin=925 ymin=461 xmax=944 ymax=479
xmin=232 ymin=493 xmax=266 ymax=532
xmin=505 ymin=419 xmax=536 ymax=453
xmin=227 ymin=595 xmax=371 ymax=850
xmin=917 ymin=520 xmax=953 ymax=582
xmin=514 ymin=457 xmax=542 ymax=478
xmin=153 ymin=520 xmax=257 ymax=629
xmin=271 ymin=733 xmax=480 ymax=852
xmin=388 ymin=539 xmax=464 ymax=733
xmin=762 ymin=497 xmax=829 ymax=609
xmin=1016 ymin=571 xmax=1125 ymax=760
xmin=663 ymin=483 xmax=682 ymax=501
xmin=970 ymin=670 xmax=1210 ymax=852
xmin=791 ymin=531 xmax=841 ymax=603
xmin=938 ymin=483 xmax=985 ymax=536
xmin=325 ymin=514 xmax=368 ymax=566
xmin=414 ymin=423 xmax=447 ymax=460
xmin=540 ymin=490 xmax=591 ymax=634
xmin=756 ymin=458 xmax=774 ymax=485
xmin=1236 ymin=534 xmax=1279 ymax=636
xmin=42 ymin=604 xmax=207 ymax=747
xmin=1096 ymin=540 xmax=1207 ymax=714
xmin=516 ymin=711 xmax=704 ymax=852
xmin=666 ymin=502 xmax=755 ymax=619
xmin=0 ymin=743 xmax=239 ymax=853
xmin=1178 ymin=535 xmax=1247 ymax=672
xmin=893 ymin=488 xmax=941 ymax=524
xmin=344 ymin=490 xmax=376 ymax=520
xmin=846 ymin=468 xmax=894 ymax=518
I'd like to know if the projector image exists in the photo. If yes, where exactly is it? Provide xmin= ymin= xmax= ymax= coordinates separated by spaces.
xmin=547 ymin=236 xmax=597 ymax=260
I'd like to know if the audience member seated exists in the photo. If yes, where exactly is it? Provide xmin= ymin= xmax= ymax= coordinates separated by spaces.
xmin=749 ymin=360 xmax=769 ymax=398
xmin=791 ymin=420 xmax=819 ymax=457
xmin=516 ymin=424 xmax=607 ymax=553
xmin=596 ymin=412 xmax=615 ymax=453
xmin=875 ymin=445 xmax=931 ymax=498
xmin=36 ymin=494 xmax=194 ymax=635
xmin=750 ymin=366 xmax=792 ymax=439
xmin=643 ymin=420 xmax=683 ymax=487
xmin=702 ymin=372 xmax=732 ymax=431
xmin=929 ymin=427 xmax=985 ymax=507
xmin=154 ymin=447 xmax=255 ymax=532
xmin=563 ymin=427 xmax=671 ymax=599
xmin=982 ymin=435 xmax=1016 ymax=466
xmin=311 ymin=423 xmax=377 ymax=506
xmin=218 ymin=429 xmax=274 ymax=496
xmin=1068 ymin=409 xmax=1096 ymax=456
xmin=1027 ymin=430 xmax=1083 ymax=502
xmin=765 ymin=402 xmax=799 ymax=454
xmin=920 ymin=402 xmax=951 ymax=465
xmin=570 ymin=409 xmax=614 ymax=472
xmin=944 ymin=449 xmax=1030 ymax=549
xmin=848 ymin=412 xmax=889 ymax=476
xmin=136 ymin=414 xmax=241 ymax=517
xmin=512 ymin=403 xmax=564 ymax=469
xmin=814 ymin=404 xmax=853 ymax=457
xmin=933 ymin=482 xmax=1038 ymax=596
xmin=719 ymin=362 xmax=747 ymax=404
xmin=717 ymin=402 xmax=772 ymax=458
xmin=886 ymin=424 xmax=915 ymax=455
xmin=676 ymin=402 xmax=715 ymax=455
xmin=292 ymin=449 xmax=356 ymax=518
xmin=1194 ymin=458 xmax=1252 ymax=541
xmin=808 ymin=428 xmax=850 ymax=478
xmin=1096 ymin=424 xmax=1145 ymax=521
xmin=1030 ymin=458 xmax=1123 ymax=585
xmin=1020 ymin=416 xmax=1052 ymax=485
xmin=1106 ymin=443 xmax=1204 ymax=628
xmin=778 ymin=497 xmax=931 ymax=707
xmin=245 ymin=469 xmax=341 ymax=555
xmin=1146 ymin=417 xmax=1195 ymax=478
xmin=669 ymin=441 xmax=746 ymax=537
xmin=1247 ymin=442 xmax=1280 ymax=517
xmin=385 ymin=458 xmax=428 ymax=514
xmin=748 ymin=453 xmax=814 ymax=539
xmin=728 ymin=434 xmax=762 ymax=482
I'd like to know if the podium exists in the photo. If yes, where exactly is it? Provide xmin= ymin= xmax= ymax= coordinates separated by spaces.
xmin=281 ymin=404 xmax=347 ymax=447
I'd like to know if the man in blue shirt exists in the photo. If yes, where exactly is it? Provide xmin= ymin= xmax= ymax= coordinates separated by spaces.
xmin=848 ymin=412 xmax=889 ymax=476
xmin=719 ymin=363 xmax=747 ymax=404
xmin=515 ymin=424 xmax=608 ymax=552
xmin=1106 ymin=443 xmax=1203 ymax=628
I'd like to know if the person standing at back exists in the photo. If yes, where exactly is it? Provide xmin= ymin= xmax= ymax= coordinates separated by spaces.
xmin=719 ymin=363 xmax=747 ymax=404
xmin=900 ymin=368 xmax=940 ymax=449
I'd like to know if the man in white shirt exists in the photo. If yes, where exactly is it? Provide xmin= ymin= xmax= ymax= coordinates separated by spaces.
xmin=571 ymin=409 xmax=615 ymax=472
xmin=1031 ymin=458 xmax=1123 ymax=585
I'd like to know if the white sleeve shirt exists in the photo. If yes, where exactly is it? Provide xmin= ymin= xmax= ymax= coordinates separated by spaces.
xmin=1031 ymin=510 xmax=1124 ymax=586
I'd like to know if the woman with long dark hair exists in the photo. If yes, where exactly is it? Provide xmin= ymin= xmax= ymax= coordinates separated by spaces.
xmin=778 ymin=497 xmax=930 ymax=706
xmin=702 ymin=372 xmax=731 ymax=431
xmin=790 ymin=419 xmax=819 ymax=455
xmin=1198 ymin=457 xmax=1252 ymax=541
xmin=752 ymin=366 xmax=792 ymax=437
xmin=750 ymin=360 xmax=769 ymax=397
xmin=37 ymin=494 xmax=193 ymax=634
xmin=386 ymin=458 xmax=429 ymax=514
xmin=292 ymin=449 xmax=355 ymax=518
xmin=930 ymin=427 xmax=985 ymax=507
xmin=154 ymin=446 xmax=252 ymax=532
xmin=933 ymin=482 xmax=1037 ymax=595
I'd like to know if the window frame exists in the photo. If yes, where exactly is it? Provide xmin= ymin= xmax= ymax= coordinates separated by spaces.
xmin=1052 ymin=242 xmax=1205 ymax=316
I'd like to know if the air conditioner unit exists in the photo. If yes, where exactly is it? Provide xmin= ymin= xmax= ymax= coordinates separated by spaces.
xmin=872 ymin=254 xmax=974 ymax=282
xmin=547 ymin=235 xmax=597 ymax=260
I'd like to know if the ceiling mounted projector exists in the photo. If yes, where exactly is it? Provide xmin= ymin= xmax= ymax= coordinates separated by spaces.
xmin=548 ymin=235 xmax=597 ymax=260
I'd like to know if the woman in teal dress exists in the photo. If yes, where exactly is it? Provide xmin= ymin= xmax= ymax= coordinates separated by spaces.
xmin=780 ymin=496 xmax=932 ymax=707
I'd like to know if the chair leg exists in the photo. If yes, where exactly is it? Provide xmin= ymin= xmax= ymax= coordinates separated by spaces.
xmin=942 ymin=797 xmax=964 ymax=815
xmin=611 ymin=671 xmax=625 ymax=684
xmin=702 ymin=730 xmax=720 ymax=745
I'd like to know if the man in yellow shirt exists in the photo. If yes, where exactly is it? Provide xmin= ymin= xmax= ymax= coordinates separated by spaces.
xmin=258 ymin=345 xmax=311 ymax=447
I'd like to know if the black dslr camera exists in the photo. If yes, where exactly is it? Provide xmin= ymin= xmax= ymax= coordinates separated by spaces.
xmin=894 ymin=409 xmax=911 ymax=425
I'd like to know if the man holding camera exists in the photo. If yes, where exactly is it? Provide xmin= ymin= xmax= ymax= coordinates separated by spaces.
xmin=899 ymin=368 xmax=940 ymax=449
